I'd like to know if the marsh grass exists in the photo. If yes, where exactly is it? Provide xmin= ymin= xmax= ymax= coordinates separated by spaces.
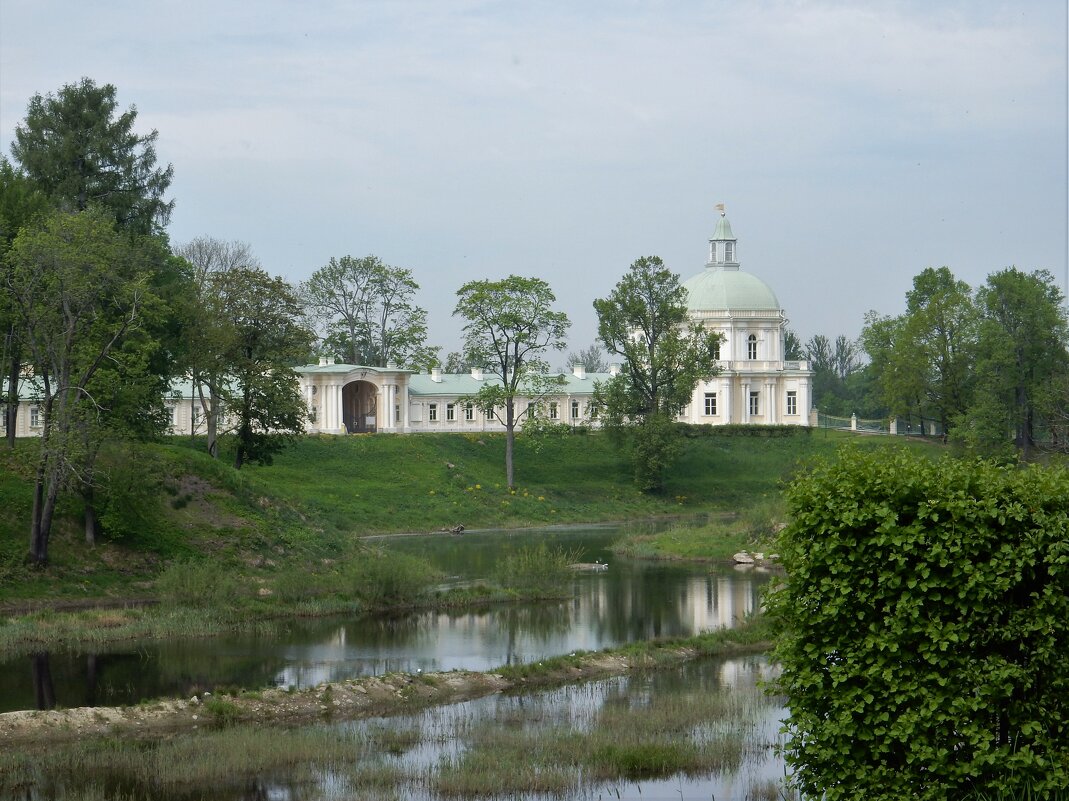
xmin=2 ymin=652 xmax=783 ymax=800
xmin=490 ymin=540 xmax=581 ymax=595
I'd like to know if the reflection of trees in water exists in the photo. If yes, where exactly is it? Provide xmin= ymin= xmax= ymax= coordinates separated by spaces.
xmin=489 ymin=601 xmax=573 ymax=666
xmin=576 ymin=565 xmax=768 ymax=645
xmin=31 ymin=652 xmax=55 ymax=710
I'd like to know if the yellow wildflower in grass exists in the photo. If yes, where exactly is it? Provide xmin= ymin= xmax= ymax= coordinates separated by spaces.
xmin=475 ymin=484 xmax=481 ymax=490
xmin=537 ymin=496 xmax=545 ymax=501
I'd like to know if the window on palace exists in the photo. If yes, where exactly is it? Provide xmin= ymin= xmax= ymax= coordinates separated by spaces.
xmin=749 ymin=391 xmax=759 ymax=416
xmin=786 ymin=391 xmax=797 ymax=416
xmin=428 ymin=403 xmax=438 ymax=421
xmin=465 ymin=403 xmax=474 ymax=421
xmin=747 ymin=334 xmax=758 ymax=360
xmin=725 ymin=241 xmax=735 ymax=262
xmin=709 ymin=242 xmax=718 ymax=263
xmin=395 ymin=405 xmax=401 ymax=423
xmin=30 ymin=406 xmax=40 ymax=428
xmin=710 ymin=339 xmax=721 ymax=360
xmin=526 ymin=403 xmax=537 ymax=419
xmin=549 ymin=402 xmax=558 ymax=420
xmin=571 ymin=400 xmax=580 ymax=419
xmin=446 ymin=403 xmax=455 ymax=421
xmin=704 ymin=392 xmax=717 ymax=416
xmin=587 ymin=403 xmax=599 ymax=419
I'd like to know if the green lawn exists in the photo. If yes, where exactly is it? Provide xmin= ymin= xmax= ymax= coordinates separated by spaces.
xmin=0 ymin=428 xmax=937 ymax=604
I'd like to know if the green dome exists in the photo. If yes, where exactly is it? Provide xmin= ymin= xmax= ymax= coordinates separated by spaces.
xmin=682 ymin=266 xmax=781 ymax=312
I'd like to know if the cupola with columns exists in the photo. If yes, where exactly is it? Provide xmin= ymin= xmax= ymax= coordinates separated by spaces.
xmin=707 ymin=203 xmax=738 ymax=268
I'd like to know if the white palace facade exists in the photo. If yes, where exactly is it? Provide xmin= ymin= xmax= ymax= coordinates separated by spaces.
xmin=293 ymin=210 xmax=812 ymax=435
xmin=4 ymin=211 xmax=813 ymax=439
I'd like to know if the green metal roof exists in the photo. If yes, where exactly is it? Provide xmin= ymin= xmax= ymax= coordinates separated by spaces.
xmin=408 ymin=372 xmax=613 ymax=397
xmin=682 ymin=266 xmax=780 ymax=312
xmin=712 ymin=215 xmax=735 ymax=240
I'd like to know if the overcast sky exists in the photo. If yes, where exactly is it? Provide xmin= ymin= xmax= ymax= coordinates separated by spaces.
xmin=2 ymin=0 xmax=1066 ymax=360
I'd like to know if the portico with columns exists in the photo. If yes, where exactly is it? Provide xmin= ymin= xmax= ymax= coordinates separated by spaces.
xmin=299 ymin=359 xmax=413 ymax=434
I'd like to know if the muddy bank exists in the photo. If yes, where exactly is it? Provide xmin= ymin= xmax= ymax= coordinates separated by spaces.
xmin=0 ymin=639 xmax=769 ymax=744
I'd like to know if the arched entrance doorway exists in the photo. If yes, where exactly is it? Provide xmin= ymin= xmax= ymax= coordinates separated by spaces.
xmin=342 ymin=380 xmax=378 ymax=433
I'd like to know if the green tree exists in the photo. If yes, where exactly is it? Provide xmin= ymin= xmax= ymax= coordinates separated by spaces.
xmin=453 ymin=276 xmax=570 ymax=489
xmin=783 ymin=328 xmax=805 ymax=360
xmin=862 ymin=267 xmax=978 ymax=433
xmin=562 ymin=343 xmax=609 ymax=374
xmin=11 ymin=77 xmax=174 ymax=235
xmin=216 ymin=267 xmax=314 ymax=469
xmin=592 ymin=256 xmax=720 ymax=492
xmin=806 ymin=333 xmax=865 ymax=416
xmin=302 ymin=254 xmax=435 ymax=369
xmin=965 ymin=268 xmax=1069 ymax=458
xmin=4 ymin=209 xmax=163 ymax=564
xmin=769 ymin=448 xmax=1069 ymax=800
xmin=0 ymin=158 xmax=50 ymax=447
xmin=173 ymin=237 xmax=260 ymax=458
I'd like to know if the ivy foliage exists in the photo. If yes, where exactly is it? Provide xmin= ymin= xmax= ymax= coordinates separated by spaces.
xmin=768 ymin=448 xmax=1069 ymax=800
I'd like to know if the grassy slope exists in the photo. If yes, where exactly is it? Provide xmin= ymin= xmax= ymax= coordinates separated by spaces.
xmin=0 ymin=428 xmax=922 ymax=604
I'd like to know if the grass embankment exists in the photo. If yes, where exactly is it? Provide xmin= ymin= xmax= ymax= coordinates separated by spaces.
xmin=613 ymin=429 xmax=941 ymax=562
xmin=0 ymin=428 xmax=926 ymax=647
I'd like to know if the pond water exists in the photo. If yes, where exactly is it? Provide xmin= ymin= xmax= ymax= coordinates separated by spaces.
xmin=15 ymin=654 xmax=790 ymax=801
xmin=0 ymin=525 xmax=779 ymax=713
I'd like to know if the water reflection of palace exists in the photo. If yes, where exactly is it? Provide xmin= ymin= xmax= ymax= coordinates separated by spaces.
xmin=272 ymin=567 xmax=771 ymax=690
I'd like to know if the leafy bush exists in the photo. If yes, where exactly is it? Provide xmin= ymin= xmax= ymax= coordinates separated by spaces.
xmin=157 ymin=560 xmax=242 ymax=608
xmin=768 ymin=449 xmax=1069 ymax=800
xmin=340 ymin=549 xmax=441 ymax=607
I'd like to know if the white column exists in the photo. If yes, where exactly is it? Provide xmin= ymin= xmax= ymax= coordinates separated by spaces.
xmin=401 ymin=380 xmax=410 ymax=432
xmin=386 ymin=384 xmax=396 ymax=431
xmin=767 ymin=381 xmax=777 ymax=424
xmin=742 ymin=381 xmax=751 ymax=423
xmin=333 ymin=382 xmax=343 ymax=433
xmin=722 ymin=377 xmax=732 ymax=424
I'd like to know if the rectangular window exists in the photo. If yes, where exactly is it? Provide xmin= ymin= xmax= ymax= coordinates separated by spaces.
xmin=725 ymin=241 xmax=735 ymax=262
xmin=30 ymin=406 xmax=40 ymax=428
xmin=428 ymin=403 xmax=438 ymax=421
xmin=571 ymin=400 xmax=580 ymax=419
xmin=749 ymin=391 xmax=759 ymax=416
xmin=549 ymin=402 xmax=558 ymax=420
xmin=587 ymin=403 xmax=599 ymax=419
xmin=464 ymin=403 xmax=474 ymax=421
xmin=786 ymin=391 xmax=797 ymax=416
xmin=747 ymin=335 xmax=758 ymax=360
xmin=704 ymin=392 xmax=717 ymax=416
xmin=678 ymin=404 xmax=687 ymax=417
xmin=446 ymin=403 xmax=455 ymax=421
xmin=395 ymin=405 xmax=401 ymax=423
xmin=526 ymin=403 xmax=536 ymax=419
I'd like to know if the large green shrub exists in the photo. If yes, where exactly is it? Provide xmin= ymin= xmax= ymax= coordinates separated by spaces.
xmin=768 ymin=448 xmax=1069 ymax=800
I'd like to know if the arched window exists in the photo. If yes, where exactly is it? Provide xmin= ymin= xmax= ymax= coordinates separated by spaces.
xmin=747 ymin=334 xmax=758 ymax=360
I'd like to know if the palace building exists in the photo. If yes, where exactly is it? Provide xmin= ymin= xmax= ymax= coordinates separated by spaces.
xmin=293 ymin=209 xmax=812 ymax=434
xmin=5 ymin=210 xmax=812 ymax=438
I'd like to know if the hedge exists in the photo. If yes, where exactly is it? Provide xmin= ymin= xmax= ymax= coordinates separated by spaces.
xmin=768 ymin=448 xmax=1069 ymax=800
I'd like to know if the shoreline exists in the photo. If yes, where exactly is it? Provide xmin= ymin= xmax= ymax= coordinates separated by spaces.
xmin=0 ymin=630 xmax=771 ymax=744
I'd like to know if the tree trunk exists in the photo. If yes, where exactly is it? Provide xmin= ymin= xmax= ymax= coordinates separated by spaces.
xmin=4 ymin=328 xmax=19 ymax=449
xmin=83 ymin=485 xmax=101 ymax=545
xmin=504 ymin=399 xmax=515 ymax=489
